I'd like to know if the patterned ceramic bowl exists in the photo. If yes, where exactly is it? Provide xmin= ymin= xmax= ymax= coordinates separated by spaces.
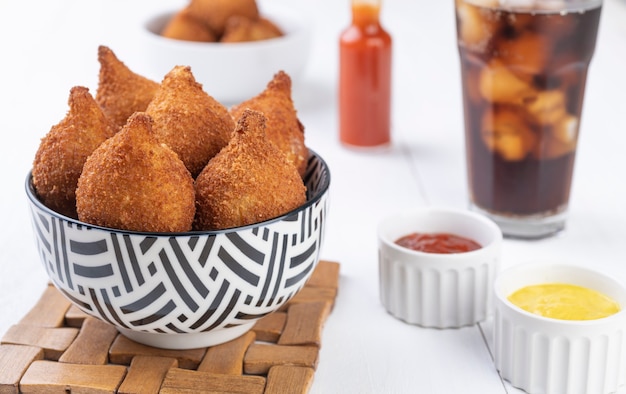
xmin=25 ymin=150 xmax=330 ymax=349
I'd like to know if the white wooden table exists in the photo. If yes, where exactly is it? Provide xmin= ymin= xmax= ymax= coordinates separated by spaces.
xmin=1 ymin=0 xmax=625 ymax=392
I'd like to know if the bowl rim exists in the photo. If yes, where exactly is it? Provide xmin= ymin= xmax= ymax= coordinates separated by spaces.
xmin=494 ymin=262 xmax=626 ymax=325
xmin=26 ymin=149 xmax=330 ymax=237
xmin=378 ymin=206 xmax=503 ymax=260
xmin=143 ymin=6 xmax=311 ymax=50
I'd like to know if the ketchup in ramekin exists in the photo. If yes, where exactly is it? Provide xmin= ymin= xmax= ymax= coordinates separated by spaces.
xmin=395 ymin=232 xmax=481 ymax=254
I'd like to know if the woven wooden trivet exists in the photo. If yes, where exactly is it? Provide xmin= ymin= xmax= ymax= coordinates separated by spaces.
xmin=0 ymin=260 xmax=340 ymax=394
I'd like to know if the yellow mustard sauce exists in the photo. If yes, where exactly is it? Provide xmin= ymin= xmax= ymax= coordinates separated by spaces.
xmin=508 ymin=283 xmax=621 ymax=321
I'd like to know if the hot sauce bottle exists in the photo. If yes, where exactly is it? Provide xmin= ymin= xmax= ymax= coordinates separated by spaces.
xmin=339 ymin=0 xmax=392 ymax=147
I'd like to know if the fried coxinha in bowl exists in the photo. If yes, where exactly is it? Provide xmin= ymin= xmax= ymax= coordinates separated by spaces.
xmin=160 ymin=0 xmax=283 ymax=44
xmin=25 ymin=46 xmax=330 ymax=349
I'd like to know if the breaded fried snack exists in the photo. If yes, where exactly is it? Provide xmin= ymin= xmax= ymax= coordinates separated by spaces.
xmin=146 ymin=65 xmax=235 ymax=177
xmin=221 ymin=16 xmax=283 ymax=43
xmin=162 ymin=7 xmax=218 ymax=42
xmin=230 ymin=71 xmax=307 ymax=176
xmin=95 ymin=45 xmax=160 ymax=128
xmin=194 ymin=109 xmax=306 ymax=230
xmin=186 ymin=0 xmax=259 ymax=37
xmin=76 ymin=113 xmax=195 ymax=232
xmin=32 ymin=86 xmax=118 ymax=219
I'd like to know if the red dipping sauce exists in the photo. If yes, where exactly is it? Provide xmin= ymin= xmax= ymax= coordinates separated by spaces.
xmin=395 ymin=233 xmax=481 ymax=254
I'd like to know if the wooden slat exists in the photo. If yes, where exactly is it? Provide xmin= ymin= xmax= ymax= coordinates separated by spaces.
xmin=197 ymin=331 xmax=256 ymax=375
xmin=0 ymin=344 xmax=44 ymax=394
xmin=306 ymin=261 xmax=340 ymax=290
xmin=279 ymin=287 xmax=337 ymax=311
xmin=64 ymin=305 xmax=91 ymax=328
xmin=117 ymin=356 xmax=178 ymax=394
xmin=1 ymin=324 xmax=78 ymax=360
xmin=278 ymin=302 xmax=332 ymax=346
xmin=252 ymin=312 xmax=286 ymax=343
xmin=243 ymin=344 xmax=319 ymax=375
xmin=18 ymin=285 xmax=72 ymax=328
xmin=160 ymin=368 xmax=266 ymax=394
xmin=20 ymin=360 xmax=127 ymax=393
xmin=265 ymin=365 xmax=315 ymax=394
xmin=58 ymin=317 xmax=119 ymax=365
xmin=109 ymin=335 xmax=206 ymax=370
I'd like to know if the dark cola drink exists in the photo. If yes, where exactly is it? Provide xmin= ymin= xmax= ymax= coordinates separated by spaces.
xmin=455 ymin=0 xmax=602 ymax=238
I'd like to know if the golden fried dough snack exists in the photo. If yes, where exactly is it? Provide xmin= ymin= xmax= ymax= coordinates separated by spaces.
xmin=32 ymin=86 xmax=118 ymax=219
xmin=95 ymin=45 xmax=160 ymax=128
xmin=230 ymin=71 xmax=307 ymax=176
xmin=194 ymin=109 xmax=306 ymax=230
xmin=186 ymin=0 xmax=260 ymax=37
xmin=221 ymin=16 xmax=283 ymax=43
xmin=76 ymin=113 xmax=195 ymax=232
xmin=146 ymin=65 xmax=235 ymax=177
xmin=162 ymin=7 xmax=218 ymax=42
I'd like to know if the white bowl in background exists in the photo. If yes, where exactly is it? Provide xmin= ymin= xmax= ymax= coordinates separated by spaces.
xmin=140 ymin=6 xmax=312 ymax=105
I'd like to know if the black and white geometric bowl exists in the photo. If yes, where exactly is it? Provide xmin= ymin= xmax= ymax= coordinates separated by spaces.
xmin=25 ymin=150 xmax=330 ymax=349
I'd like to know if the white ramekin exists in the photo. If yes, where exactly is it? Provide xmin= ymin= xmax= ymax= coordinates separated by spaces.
xmin=494 ymin=262 xmax=626 ymax=394
xmin=378 ymin=207 xmax=502 ymax=328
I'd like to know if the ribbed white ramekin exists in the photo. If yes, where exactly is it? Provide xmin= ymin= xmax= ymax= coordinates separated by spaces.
xmin=378 ymin=207 xmax=502 ymax=328
xmin=494 ymin=263 xmax=626 ymax=394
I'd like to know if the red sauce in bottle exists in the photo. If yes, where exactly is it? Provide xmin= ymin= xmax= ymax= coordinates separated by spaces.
xmin=339 ymin=0 xmax=392 ymax=147
xmin=395 ymin=233 xmax=481 ymax=254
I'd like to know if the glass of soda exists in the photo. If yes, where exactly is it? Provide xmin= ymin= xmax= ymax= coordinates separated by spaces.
xmin=455 ymin=0 xmax=602 ymax=238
